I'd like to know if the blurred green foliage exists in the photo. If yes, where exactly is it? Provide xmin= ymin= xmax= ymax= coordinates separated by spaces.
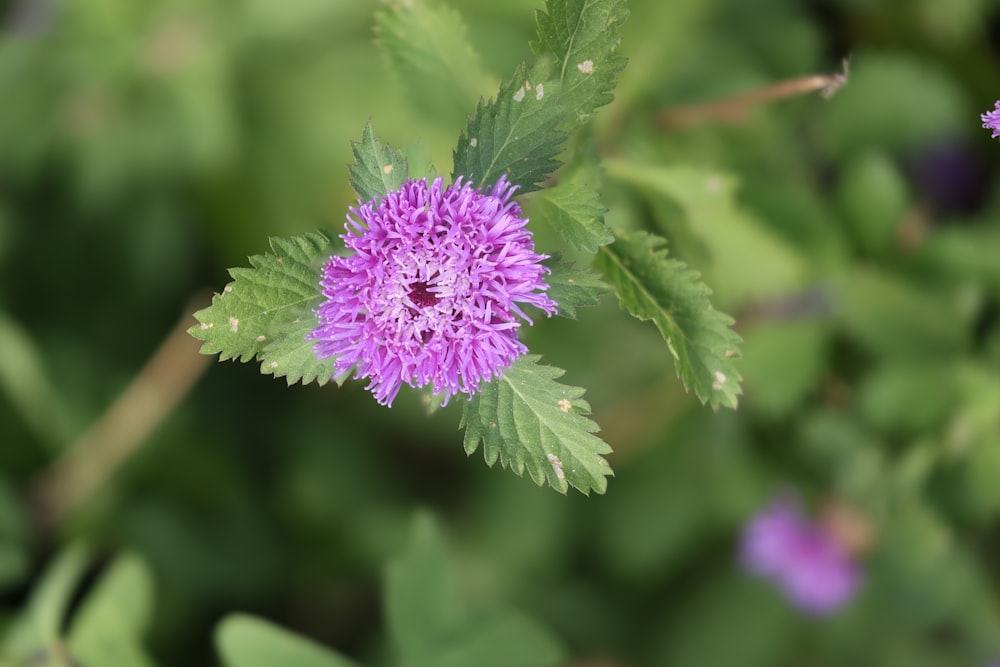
xmin=3 ymin=0 xmax=1000 ymax=665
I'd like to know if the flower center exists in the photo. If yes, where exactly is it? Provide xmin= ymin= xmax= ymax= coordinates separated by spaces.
xmin=408 ymin=281 xmax=438 ymax=309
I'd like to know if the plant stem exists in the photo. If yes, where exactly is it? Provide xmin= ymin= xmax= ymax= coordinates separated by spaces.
xmin=656 ymin=60 xmax=849 ymax=129
xmin=29 ymin=297 xmax=211 ymax=529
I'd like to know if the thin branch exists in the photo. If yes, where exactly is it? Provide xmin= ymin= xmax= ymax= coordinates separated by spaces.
xmin=656 ymin=59 xmax=850 ymax=129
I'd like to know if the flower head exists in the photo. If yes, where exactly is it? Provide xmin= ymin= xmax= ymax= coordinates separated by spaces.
xmin=741 ymin=495 xmax=861 ymax=615
xmin=310 ymin=176 xmax=556 ymax=406
xmin=982 ymin=101 xmax=1000 ymax=139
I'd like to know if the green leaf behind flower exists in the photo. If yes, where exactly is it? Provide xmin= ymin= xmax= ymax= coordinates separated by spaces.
xmin=375 ymin=0 xmax=493 ymax=131
xmin=461 ymin=355 xmax=613 ymax=495
xmin=545 ymin=260 xmax=609 ymax=318
xmin=532 ymin=0 xmax=629 ymax=123
xmin=349 ymin=121 xmax=409 ymax=202
xmin=529 ymin=173 xmax=613 ymax=253
xmin=597 ymin=231 xmax=742 ymax=410
xmin=189 ymin=231 xmax=338 ymax=387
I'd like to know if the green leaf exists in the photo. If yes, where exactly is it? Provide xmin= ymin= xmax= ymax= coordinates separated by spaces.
xmin=0 ymin=310 xmax=76 ymax=451
xmin=451 ymin=0 xmax=627 ymax=191
xmin=28 ymin=545 xmax=89 ymax=645
xmin=452 ymin=61 xmax=567 ymax=193
xmin=386 ymin=513 xmax=464 ymax=661
xmin=387 ymin=513 xmax=565 ymax=667
xmin=597 ymin=231 xmax=742 ymax=410
xmin=0 ymin=476 xmax=29 ymax=590
xmin=216 ymin=614 xmax=361 ymax=667
xmin=1 ymin=545 xmax=88 ymax=662
xmin=189 ymin=231 xmax=339 ymax=387
xmin=529 ymin=174 xmax=612 ymax=253
xmin=532 ymin=0 xmax=629 ymax=123
xmin=375 ymin=0 xmax=493 ymax=129
xmin=461 ymin=355 xmax=613 ymax=494
xmin=349 ymin=121 xmax=409 ymax=202
xmin=68 ymin=554 xmax=157 ymax=667
xmin=544 ymin=260 xmax=609 ymax=318
xmin=834 ymin=266 xmax=968 ymax=358
xmin=410 ymin=610 xmax=565 ymax=667
xmin=604 ymin=160 xmax=806 ymax=307
xmin=739 ymin=319 xmax=830 ymax=420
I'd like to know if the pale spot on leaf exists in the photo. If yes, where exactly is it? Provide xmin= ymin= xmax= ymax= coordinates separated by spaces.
xmin=725 ymin=349 xmax=737 ymax=358
xmin=383 ymin=164 xmax=393 ymax=175
xmin=513 ymin=87 xmax=526 ymax=102
xmin=535 ymin=83 xmax=544 ymax=100
xmin=228 ymin=316 xmax=239 ymax=333
xmin=558 ymin=398 xmax=572 ymax=413
xmin=256 ymin=335 xmax=266 ymax=342
xmin=469 ymin=137 xmax=478 ymax=148
xmin=270 ymin=361 xmax=278 ymax=369
xmin=577 ymin=59 xmax=594 ymax=74
xmin=546 ymin=453 xmax=566 ymax=481
xmin=200 ymin=322 xmax=213 ymax=330
xmin=712 ymin=371 xmax=727 ymax=391
xmin=223 ymin=284 xmax=233 ymax=293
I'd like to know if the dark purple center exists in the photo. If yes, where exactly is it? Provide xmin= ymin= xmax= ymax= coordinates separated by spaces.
xmin=408 ymin=281 xmax=437 ymax=308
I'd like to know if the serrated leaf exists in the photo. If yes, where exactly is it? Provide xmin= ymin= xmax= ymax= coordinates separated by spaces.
xmin=189 ymin=231 xmax=339 ymax=387
xmin=349 ymin=121 xmax=408 ymax=202
xmin=530 ymin=175 xmax=612 ymax=253
xmin=544 ymin=260 xmax=609 ymax=318
xmin=604 ymin=160 xmax=806 ymax=306
xmin=532 ymin=0 xmax=629 ymax=123
xmin=452 ymin=61 xmax=567 ymax=193
xmin=461 ymin=355 xmax=612 ymax=495
xmin=451 ymin=0 xmax=626 ymax=192
xmin=216 ymin=615 xmax=360 ymax=667
xmin=597 ymin=231 xmax=742 ymax=410
xmin=375 ymin=0 xmax=493 ymax=129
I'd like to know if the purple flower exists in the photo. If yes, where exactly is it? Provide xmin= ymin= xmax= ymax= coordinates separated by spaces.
xmin=310 ymin=176 xmax=556 ymax=406
xmin=981 ymin=101 xmax=1000 ymax=139
xmin=741 ymin=495 xmax=860 ymax=616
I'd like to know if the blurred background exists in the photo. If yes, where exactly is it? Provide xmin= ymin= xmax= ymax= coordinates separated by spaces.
xmin=3 ymin=0 xmax=1000 ymax=665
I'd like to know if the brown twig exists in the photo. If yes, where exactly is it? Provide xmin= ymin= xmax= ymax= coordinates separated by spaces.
xmin=29 ymin=296 xmax=211 ymax=529
xmin=656 ymin=59 xmax=850 ymax=129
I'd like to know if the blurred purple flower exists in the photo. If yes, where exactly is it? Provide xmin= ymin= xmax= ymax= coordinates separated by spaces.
xmin=741 ymin=495 xmax=860 ymax=615
xmin=310 ymin=176 xmax=556 ymax=407
xmin=907 ymin=139 xmax=989 ymax=216
xmin=982 ymin=101 xmax=1000 ymax=139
